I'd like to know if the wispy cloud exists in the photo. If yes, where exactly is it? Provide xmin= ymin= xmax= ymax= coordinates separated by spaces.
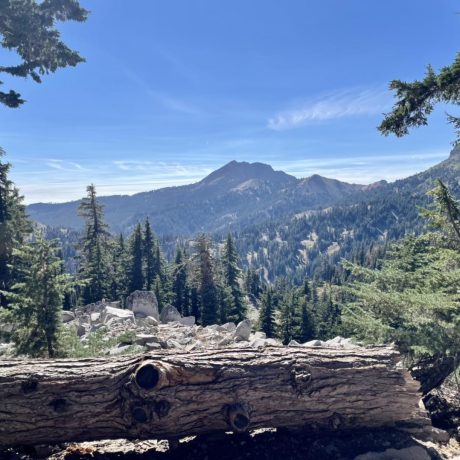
xmin=268 ymin=87 xmax=392 ymax=130
xmin=46 ymin=159 xmax=87 ymax=172
xmin=123 ymin=68 xmax=202 ymax=115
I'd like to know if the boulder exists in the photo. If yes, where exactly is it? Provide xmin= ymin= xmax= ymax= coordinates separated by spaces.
xmin=145 ymin=342 xmax=161 ymax=351
xmin=126 ymin=291 xmax=159 ymax=319
xmin=234 ymin=319 xmax=251 ymax=341
xmin=90 ymin=312 xmax=101 ymax=323
xmin=101 ymin=306 xmax=135 ymax=324
xmin=304 ymin=339 xmax=323 ymax=347
xmin=159 ymin=305 xmax=181 ymax=324
xmin=221 ymin=322 xmax=236 ymax=332
xmin=144 ymin=316 xmax=159 ymax=327
xmin=288 ymin=340 xmax=302 ymax=347
xmin=76 ymin=324 xmax=87 ymax=337
xmin=178 ymin=316 xmax=195 ymax=326
xmin=62 ymin=311 xmax=75 ymax=323
xmin=134 ymin=334 xmax=158 ymax=346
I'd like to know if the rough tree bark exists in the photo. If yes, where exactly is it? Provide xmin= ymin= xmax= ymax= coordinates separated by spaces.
xmin=0 ymin=346 xmax=429 ymax=446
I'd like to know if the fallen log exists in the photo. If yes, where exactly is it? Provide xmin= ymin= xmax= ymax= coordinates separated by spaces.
xmin=0 ymin=345 xmax=429 ymax=446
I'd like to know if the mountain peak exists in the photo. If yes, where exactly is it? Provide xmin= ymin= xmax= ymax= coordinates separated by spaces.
xmin=197 ymin=160 xmax=297 ymax=191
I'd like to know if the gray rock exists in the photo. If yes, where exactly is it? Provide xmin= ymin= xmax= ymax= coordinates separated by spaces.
xmin=101 ymin=305 xmax=135 ymax=324
xmin=166 ymin=339 xmax=183 ymax=349
xmin=108 ymin=344 xmax=143 ymax=356
xmin=62 ymin=311 xmax=75 ymax=323
xmin=304 ymin=339 xmax=323 ymax=347
xmin=144 ymin=316 xmax=159 ymax=327
xmin=76 ymin=324 xmax=87 ymax=337
xmin=250 ymin=339 xmax=268 ymax=348
xmin=288 ymin=339 xmax=302 ymax=347
xmin=126 ymin=290 xmax=159 ymax=319
xmin=265 ymin=338 xmax=282 ymax=346
xmin=145 ymin=342 xmax=161 ymax=350
xmin=253 ymin=331 xmax=266 ymax=340
xmin=160 ymin=305 xmax=182 ymax=324
xmin=134 ymin=334 xmax=158 ymax=346
xmin=234 ymin=319 xmax=251 ymax=341
xmin=178 ymin=315 xmax=196 ymax=326
xmin=218 ymin=336 xmax=233 ymax=347
xmin=90 ymin=312 xmax=100 ymax=323
xmin=221 ymin=322 xmax=236 ymax=332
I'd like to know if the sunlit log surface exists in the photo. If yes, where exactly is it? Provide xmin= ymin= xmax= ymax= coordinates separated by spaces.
xmin=0 ymin=346 xmax=429 ymax=446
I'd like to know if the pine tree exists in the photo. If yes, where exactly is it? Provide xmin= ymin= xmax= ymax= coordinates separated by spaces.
xmin=278 ymin=292 xmax=297 ymax=345
xmin=222 ymin=234 xmax=246 ymax=322
xmin=422 ymin=179 xmax=460 ymax=247
xmin=298 ymin=297 xmax=315 ymax=342
xmin=195 ymin=234 xmax=218 ymax=326
xmin=190 ymin=286 xmax=200 ymax=321
xmin=129 ymin=223 xmax=144 ymax=293
xmin=110 ymin=234 xmax=129 ymax=302
xmin=172 ymin=247 xmax=187 ymax=314
xmin=143 ymin=218 xmax=156 ymax=290
xmin=258 ymin=288 xmax=276 ymax=338
xmin=77 ymin=184 xmax=111 ymax=304
xmin=0 ymin=238 xmax=67 ymax=357
xmin=154 ymin=276 xmax=164 ymax=312
xmin=0 ymin=0 xmax=88 ymax=108
xmin=0 ymin=149 xmax=29 ymax=307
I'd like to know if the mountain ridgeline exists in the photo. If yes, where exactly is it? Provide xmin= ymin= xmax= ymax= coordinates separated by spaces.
xmin=28 ymin=147 xmax=460 ymax=282
xmin=27 ymin=160 xmax=383 ymax=235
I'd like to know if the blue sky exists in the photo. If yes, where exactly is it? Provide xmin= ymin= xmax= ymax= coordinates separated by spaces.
xmin=1 ymin=0 xmax=460 ymax=203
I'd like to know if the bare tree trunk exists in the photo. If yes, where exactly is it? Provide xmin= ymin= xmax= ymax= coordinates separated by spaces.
xmin=0 ymin=346 xmax=429 ymax=446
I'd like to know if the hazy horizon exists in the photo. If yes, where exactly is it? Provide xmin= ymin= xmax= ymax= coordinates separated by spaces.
xmin=2 ymin=0 xmax=459 ymax=203
xmin=22 ymin=150 xmax=450 ymax=205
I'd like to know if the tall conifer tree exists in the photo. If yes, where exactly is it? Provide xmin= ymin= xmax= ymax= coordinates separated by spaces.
xmin=129 ymin=223 xmax=144 ymax=293
xmin=143 ymin=218 xmax=156 ymax=290
xmin=195 ymin=234 xmax=218 ymax=326
xmin=1 ymin=238 xmax=67 ymax=357
xmin=222 ymin=234 xmax=246 ymax=322
xmin=78 ymin=184 xmax=111 ymax=304
xmin=258 ymin=288 xmax=276 ymax=338
xmin=0 ymin=149 xmax=29 ymax=307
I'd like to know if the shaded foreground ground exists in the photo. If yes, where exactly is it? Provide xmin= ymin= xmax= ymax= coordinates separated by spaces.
xmin=2 ymin=427 xmax=459 ymax=460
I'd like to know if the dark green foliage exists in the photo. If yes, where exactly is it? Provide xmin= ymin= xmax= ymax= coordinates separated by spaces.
xmin=172 ymin=247 xmax=188 ymax=315
xmin=1 ymin=238 xmax=67 ymax=357
xmin=129 ymin=223 xmax=144 ymax=293
xmin=110 ymin=234 xmax=129 ymax=302
xmin=222 ymin=234 xmax=246 ymax=322
xmin=341 ymin=182 xmax=460 ymax=362
xmin=421 ymin=179 xmax=460 ymax=247
xmin=0 ymin=0 xmax=88 ymax=107
xmin=245 ymin=267 xmax=262 ymax=300
xmin=258 ymin=288 xmax=276 ymax=338
xmin=194 ymin=234 xmax=218 ymax=326
xmin=143 ymin=218 xmax=156 ymax=291
xmin=278 ymin=291 xmax=298 ymax=345
xmin=0 ymin=148 xmax=29 ymax=307
xmin=154 ymin=275 xmax=164 ymax=312
xmin=78 ymin=184 xmax=112 ymax=303
xmin=298 ymin=297 xmax=315 ymax=342
xmin=379 ymin=55 xmax=460 ymax=142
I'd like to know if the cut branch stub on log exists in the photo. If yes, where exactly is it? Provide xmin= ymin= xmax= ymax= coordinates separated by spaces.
xmin=0 ymin=346 xmax=429 ymax=446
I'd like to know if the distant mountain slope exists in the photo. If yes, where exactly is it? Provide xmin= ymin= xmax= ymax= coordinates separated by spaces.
xmin=27 ymin=160 xmax=374 ymax=235
xmin=235 ymin=147 xmax=460 ymax=282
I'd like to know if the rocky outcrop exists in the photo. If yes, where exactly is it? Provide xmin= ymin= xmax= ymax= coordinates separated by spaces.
xmin=126 ymin=290 xmax=159 ymax=319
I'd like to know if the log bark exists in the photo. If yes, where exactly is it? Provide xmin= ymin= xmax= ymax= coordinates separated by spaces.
xmin=0 ymin=345 xmax=429 ymax=446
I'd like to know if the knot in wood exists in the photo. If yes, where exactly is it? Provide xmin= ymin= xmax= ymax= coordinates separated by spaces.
xmin=224 ymin=403 xmax=250 ymax=433
xmin=135 ymin=363 xmax=160 ymax=390
xmin=291 ymin=364 xmax=312 ymax=396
